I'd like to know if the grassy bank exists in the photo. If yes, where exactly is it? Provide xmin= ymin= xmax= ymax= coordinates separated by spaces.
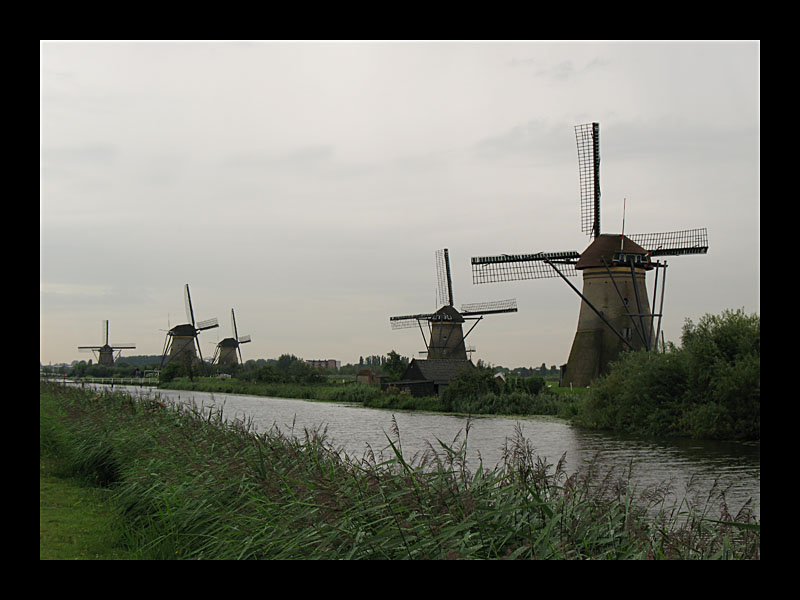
xmin=40 ymin=382 xmax=759 ymax=560
xmin=156 ymin=376 xmax=586 ymax=420
xmin=40 ymin=458 xmax=135 ymax=560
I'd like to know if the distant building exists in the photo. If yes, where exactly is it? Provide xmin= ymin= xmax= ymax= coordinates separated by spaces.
xmin=383 ymin=358 xmax=474 ymax=397
xmin=356 ymin=368 xmax=383 ymax=386
xmin=305 ymin=359 xmax=341 ymax=371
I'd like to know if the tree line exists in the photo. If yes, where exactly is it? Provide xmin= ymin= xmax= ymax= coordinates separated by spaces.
xmin=41 ymin=350 xmax=556 ymax=382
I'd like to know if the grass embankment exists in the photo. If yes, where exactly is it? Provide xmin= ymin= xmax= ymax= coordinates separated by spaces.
xmin=40 ymin=459 xmax=135 ymax=560
xmin=156 ymin=376 xmax=586 ymax=420
xmin=40 ymin=382 xmax=759 ymax=560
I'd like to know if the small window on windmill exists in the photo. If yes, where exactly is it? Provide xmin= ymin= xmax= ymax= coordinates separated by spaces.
xmin=622 ymin=327 xmax=632 ymax=340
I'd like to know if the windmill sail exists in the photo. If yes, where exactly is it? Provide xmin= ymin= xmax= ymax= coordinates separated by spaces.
xmin=460 ymin=299 xmax=518 ymax=316
xmin=390 ymin=312 xmax=437 ymax=330
xmin=196 ymin=317 xmax=219 ymax=331
xmin=184 ymin=284 xmax=195 ymax=326
xmin=626 ymin=228 xmax=709 ymax=256
xmin=435 ymin=248 xmax=454 ymax=307
xmin=576 ymin=122 xmax=601 ymax=239
xmin=471 ymin=251 xmax=580 ymax=284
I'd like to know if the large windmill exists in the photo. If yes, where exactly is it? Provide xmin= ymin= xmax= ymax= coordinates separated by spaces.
xmin=390 ymin=248 xmax=518 ymax=360
xmin=471 ymin=122 xmax=708 ymax=387
xmin=78 ymin=320 xmax=136 ymax=366
xmin=212 ymin=308 xmax=251 ymax=366
xmin=159 ymin=284 xmax=219 ymax=372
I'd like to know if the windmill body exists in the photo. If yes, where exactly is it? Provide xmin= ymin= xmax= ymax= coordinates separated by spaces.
xmin=78 ymin=320 xmax=135 ymax=366
xmin=165 ymin=323 xmax=202 ymax=367
xmin=216 ymin=338 xmax=240 ymax=365
xmin=427 ymin=305 xmax=468 ymax=360
xmin=97 ymin=345 xmax=115 ymax=366
xmin=160 ymin=285 xmax=218 ymax=371
xmin=214 ymin=309 xmax=251 ymax=366
xmin=471 ymin=123 xmax=708 ymax=387
xmin=390 ymin=249 xmax=517 ymax=362
xmin=565 ymin=234 xmax=654 ymax=386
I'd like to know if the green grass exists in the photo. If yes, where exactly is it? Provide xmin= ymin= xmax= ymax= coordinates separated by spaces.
xmin=40 ymin=382 xmax=760 ymax=560
xmin=40 ymin=458 xmax=134 ymax=560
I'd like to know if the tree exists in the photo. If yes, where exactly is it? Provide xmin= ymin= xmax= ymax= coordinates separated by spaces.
xmin=276 ymin=354 xmax=299 ymax=371
xmin=384 ymin=350 xmax=408 ymax=381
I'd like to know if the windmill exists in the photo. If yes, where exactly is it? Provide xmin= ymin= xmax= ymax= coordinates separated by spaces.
xmin=470 ymin=122 xmax=708 ymax=387
xmin=159 ymin=284 xmax=219 ymax=372
xmin=78 ymin=320 xmax=136 ymax=366
xmin=390 ymin=248 xmax=518 ymax=360
xmin=213 ymin=308 xmax=251 ymax=366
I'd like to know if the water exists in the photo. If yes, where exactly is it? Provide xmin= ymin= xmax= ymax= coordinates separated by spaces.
xmin=89 ymin=384 xmax=761 ymax=519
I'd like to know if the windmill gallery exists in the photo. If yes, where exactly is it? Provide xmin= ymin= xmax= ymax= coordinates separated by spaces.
xmin=76 ymin=123 xmax=708 ymax=394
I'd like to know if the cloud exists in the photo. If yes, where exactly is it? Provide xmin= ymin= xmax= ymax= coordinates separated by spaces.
xmin=41 ymin=142 xmax=119 ymax=166
xmin=506 ymin=56 xmax=610 ymax=81
xmin=474 ymin=119 xmax=572 ymax=162
xmin=221 ymin=145 xmax=335 ymax=170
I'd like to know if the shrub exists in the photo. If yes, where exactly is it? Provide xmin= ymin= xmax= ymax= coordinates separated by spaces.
xmin=579 ymin=309 xmax=759 ymax=440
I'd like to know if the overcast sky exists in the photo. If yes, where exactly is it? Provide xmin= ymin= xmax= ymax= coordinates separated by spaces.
xmin=40 ymin=40 xmax=759 ymax=368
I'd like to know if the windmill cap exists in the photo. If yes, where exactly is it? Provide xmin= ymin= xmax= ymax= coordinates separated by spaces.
xmin=432 ymin=305 xmax=464 ymax=323
xmin=576 ymin=234 xmax=653 ymax=270
xmin=218 ymin=337 xmax=239 ymax=348
xmin=169 ymin=324 xmax=197 ymax=336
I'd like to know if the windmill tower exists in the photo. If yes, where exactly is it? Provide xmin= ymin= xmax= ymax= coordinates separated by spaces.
xmin=78 ymin=320 xmax=136 ymax=366
xmin=159 ymin=284 xmax=219 ymax=372
xmin=390 ymin=248 xmax=518 ymax=360
xmin=213 ymin=308 xmax=251 ymax=366
xmin=470 ymin=122 xmax=708 ymax=387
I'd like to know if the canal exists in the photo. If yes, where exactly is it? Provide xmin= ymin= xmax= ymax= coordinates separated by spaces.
xmin=96 ymin=384 xmax=761 ymax=519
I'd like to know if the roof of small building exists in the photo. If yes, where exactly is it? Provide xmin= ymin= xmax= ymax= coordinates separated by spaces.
xmin=403 ymin=358 xmax=474 ymax=383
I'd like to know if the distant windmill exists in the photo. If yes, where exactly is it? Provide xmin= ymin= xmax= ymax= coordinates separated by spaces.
xmin=78 ymin=320 xmax=136 ymax=366
xmin=471 ymin=122 xmax=708 ymax=386
xmin=159 ymin=284 xmax=219 ymax=372
xmin=390 ymin=248 xmax=518 ymax=360
xmin=213 ymin=308 xmax=251 ymax=366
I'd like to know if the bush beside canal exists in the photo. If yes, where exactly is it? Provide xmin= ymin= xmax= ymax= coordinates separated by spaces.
xmin=577 ymin=309 xmax=760 ymax=441
xmin=39 ymin=382 xmax=760 ymax=560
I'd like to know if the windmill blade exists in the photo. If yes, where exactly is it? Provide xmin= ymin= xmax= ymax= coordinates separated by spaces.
xmin=196 ymin=317 xmax=219 ymax=331
xmin=109 ymin=343 xmax=137 ymax=349
xmin=471 ymin=251 xmax=580 ymax=284
xmin=390 ymin=313 xmax=436 ymax=330
xmin=627 ymin=228 xmax=709 ymax=256
xmin=460 ymin=299 xmax=518 ymax=316
xmin=102 ymin=320 xmax=109 ymax=345
xmin=575 ymin=122 xmax=601 ymax=239
xmin=184 ymin=284 xmax=196 ymax=326
xmin=231 ymin=309 xmax=239 ymax=341
xmin=195 ymin=336 xmax=206 ymax=366
xmin=237 ymin=335 xmax=251 ymax=344
xmin=435 ymin=248 xmax=454 ymax=307
xmin=78 ymin=345 xmax=103 ymax=350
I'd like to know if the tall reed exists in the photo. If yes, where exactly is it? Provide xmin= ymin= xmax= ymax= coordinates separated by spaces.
xmin=40 ymin=382 xmax=759 ymax=559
